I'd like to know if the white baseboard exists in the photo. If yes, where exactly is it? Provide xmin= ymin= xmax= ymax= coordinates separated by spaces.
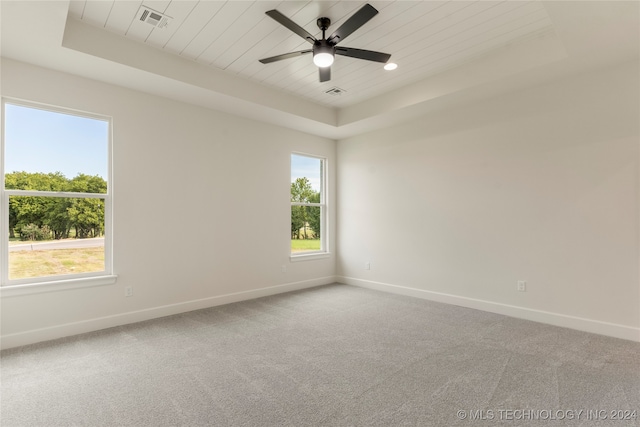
xmin=338 ymin=276 xmax=640 ymax=342
xmin=1 ymin=276 xmax=336 ymax=350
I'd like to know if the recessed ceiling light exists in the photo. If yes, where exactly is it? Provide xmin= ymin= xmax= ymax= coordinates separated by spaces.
xmin=384 ymin=63 xmax=398 ymax=71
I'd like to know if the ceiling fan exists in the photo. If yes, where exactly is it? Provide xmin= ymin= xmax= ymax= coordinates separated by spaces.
xmin=259 ymin=3 xmax=391 ymax=82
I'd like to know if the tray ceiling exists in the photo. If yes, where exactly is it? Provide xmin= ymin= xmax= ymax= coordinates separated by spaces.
xmin=68 ymin=1 xmax=554 ymax=108
xmin=2 ymin=1 xmax=638 ymax=139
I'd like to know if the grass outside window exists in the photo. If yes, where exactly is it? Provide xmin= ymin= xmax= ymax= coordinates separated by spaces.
xmin=9 ymin=247 xmax=104 ymax=280
xmin=291 ymin=239 xmax=320 ymax=253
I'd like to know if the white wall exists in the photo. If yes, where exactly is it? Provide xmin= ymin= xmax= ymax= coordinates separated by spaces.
xmin=337 ymin=61 xmax=640 ymax=341
xmin=0 ymin=59 xmax=336 ymax=348
xmin=2 ymin=58 xmax=638 ymax=347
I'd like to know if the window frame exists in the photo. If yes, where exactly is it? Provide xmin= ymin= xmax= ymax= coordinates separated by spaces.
xmin=290 ymin=152 xmax=329 ymax=261
xmin=0 ymin=98 xmax=116 ymax=296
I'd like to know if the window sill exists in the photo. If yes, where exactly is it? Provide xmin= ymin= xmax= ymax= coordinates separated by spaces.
xmin=1 ymin=275 xmax=118 ymax=297
xmin=290 ymin=252 xmax=331 ymax=262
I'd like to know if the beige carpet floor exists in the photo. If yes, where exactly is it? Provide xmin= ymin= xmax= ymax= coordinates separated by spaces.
xmin=1 ymin=283 xmax=639 ymax=426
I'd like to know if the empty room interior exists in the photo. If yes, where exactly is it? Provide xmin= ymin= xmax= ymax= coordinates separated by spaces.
xmin=1 ymin=1 xmax=639 ymax=425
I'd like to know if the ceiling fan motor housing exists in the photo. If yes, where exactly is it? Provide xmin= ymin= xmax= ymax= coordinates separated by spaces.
xmin=314 ymin=40 xmax=335 ymax=56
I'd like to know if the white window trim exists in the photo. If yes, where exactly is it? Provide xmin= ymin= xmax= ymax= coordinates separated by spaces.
xmin=0 ymin=275 xmax=117 ymax=297
xmin=290 ymin=152 xmax=329 ymax=260
xmin=0 ymin=98 xmax=116 ymax=295
xmin=290 ymin=252 xmax=331 ymax=262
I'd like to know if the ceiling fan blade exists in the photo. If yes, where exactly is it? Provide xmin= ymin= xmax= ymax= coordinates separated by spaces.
xmin=319 ymin=67 xmax=331 ymax=82
xmin=327 ymin=4 xmax=378 ymax=44
xmin=259 ymin=50 xmax=312 ymax=64
xmin=265 ymin=10 xmax=316 ymax=44
xmin=335 ymin=47 xmax=391 ymax=63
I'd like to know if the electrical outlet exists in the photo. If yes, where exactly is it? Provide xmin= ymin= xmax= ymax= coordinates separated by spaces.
xmin=517 ymin=281 xmax=527 ymax=292
xmin=125 ymin=286 xmax=133 ymax=297
xmin=365 ymin=262 xmax=371 ymax=270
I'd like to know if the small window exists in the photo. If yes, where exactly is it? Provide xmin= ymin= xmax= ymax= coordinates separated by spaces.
xmin=1 ymin=100 xmax=112 ymax=288
xmin=291 ymin=153 xmax=326 ymax=256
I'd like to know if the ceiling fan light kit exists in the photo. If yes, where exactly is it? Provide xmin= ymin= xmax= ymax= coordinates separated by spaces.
xmin=259 ymin=3 xmax=391 ymax=83
xmin=313 ymin=44 xmax=335 ymax=68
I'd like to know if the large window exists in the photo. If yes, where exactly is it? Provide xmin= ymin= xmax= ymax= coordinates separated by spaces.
xmin=1 ymin=100 xmax=114 ymax=291
xmin=291 ymin=153 xmax=327 ymax=257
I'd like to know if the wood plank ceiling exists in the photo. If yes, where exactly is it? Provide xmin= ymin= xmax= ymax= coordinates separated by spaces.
xmin=68 ymin=1 xmax=554 ymax=108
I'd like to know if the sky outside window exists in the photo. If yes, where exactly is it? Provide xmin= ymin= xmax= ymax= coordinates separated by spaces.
xmin=291 ymin=154 xmax=322 ymax=193
xmin=4 ymin=104 xmax=108 ymax=180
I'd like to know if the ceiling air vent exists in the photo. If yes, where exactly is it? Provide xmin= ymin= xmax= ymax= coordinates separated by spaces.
xmin=325 ymin=87 xmax=347 ymax=96
xmin=136 ymin=6 xmax=172 ymax=29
